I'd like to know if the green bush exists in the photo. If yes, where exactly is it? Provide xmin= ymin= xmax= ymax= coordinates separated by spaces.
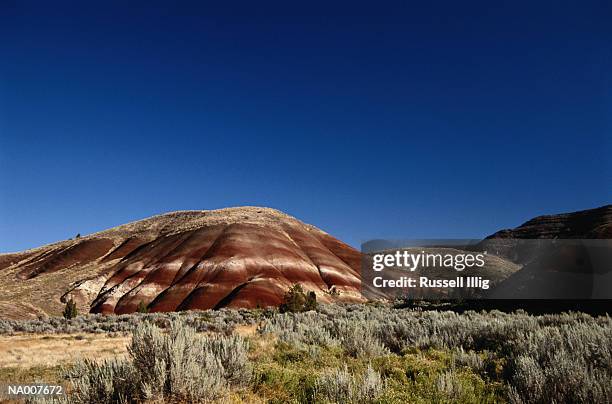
xmin=136 ymin=301 xmax=148 ymax=314
xmin=279 ymin=284 xmax=317 ymax=313
xmin=304 ymin=291 xmax=317 ymax=311
xmin=260 ymin=304 xmax=612 ymax=403
xmin=62 ymin=299 xmax=78 ymax=320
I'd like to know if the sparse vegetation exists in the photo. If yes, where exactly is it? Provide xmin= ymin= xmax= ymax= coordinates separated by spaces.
xmin=279 ymin=284 xmax=317 ymax=313
xmin=257 ymin=304 xmax=611 ymax=403
xmin=136 ymin=301 xmax=148 ymax=314
xmin=304 ymin=291 xmax=318 ymax=312
xmin=314 ymin=365 xmax=384 ymax=403
xmin=62 ymin=299 xmax=78 ymax=320
xmin=0 ymin=308 xmax=263 ymax=335
xmin=38 ymin=320 xmax=251 ymax=403
xmin=4 ymin=303 xmax=611 ymax=403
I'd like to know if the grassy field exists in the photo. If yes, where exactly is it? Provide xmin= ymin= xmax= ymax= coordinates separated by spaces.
xmin=0 ymin=303 xmax=610 ymax=403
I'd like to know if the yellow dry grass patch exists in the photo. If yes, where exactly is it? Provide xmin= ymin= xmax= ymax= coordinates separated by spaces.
xmin=234 ymin=324 xmax=258 ymax=337
xmin=0 ymin=333 xmax=129 ymax=368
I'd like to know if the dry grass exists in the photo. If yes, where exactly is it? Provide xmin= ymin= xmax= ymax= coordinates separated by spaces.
xmin=0 ymin=260 xmax=118 ymax=318
xmin=0 ymin=301 xmax=48 ymax=321
xmin=0 ymin=333 xmax=128 ymax=368
xmin=234 ymin=324 xmax=258 ymax=337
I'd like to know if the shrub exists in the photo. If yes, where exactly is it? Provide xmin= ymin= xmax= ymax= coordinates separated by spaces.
xmin=63 ymin=358 xmax=137 ymax=404
xmin=136 ymin=301 xmax=148 ymax=314
xmin=10 ymin=303 xmax=612 ymax=403
xmin=436 ymin=370 xmax=467 ymax=401
xmin=129 ymin=320 xmax=226 ymax=401
xmin=259 ymin=303 xmax=611 ymax=403
xmin=506 ymin=322 xmax=612 ymax=403
xmin=61 ymin=320 xmax=251 ymax=403
xmin=62 ymin=299 xmax=78 ymax=320
xmin=453 ymin=347 xmax=484 ymax=371
xmin=2 ymin=308 xmax=261 ymax=336
xmin=279 ymin=284 xmax=307 ymax=313
xmin=332 ymin=320 xmax=388 ymax=358
xmin=278 ymin=285 xmax=318 ymax=313
xmin=304 ymin=291 xmax=317 ymax=311
xmin=314 ymin=365 xmax=384 ymax=403
xmin=204 ymin=333 xmax=252 ymax=386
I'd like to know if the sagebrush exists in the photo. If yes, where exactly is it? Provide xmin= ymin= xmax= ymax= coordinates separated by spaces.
xmin=12 ymin=303 xmax=612 ymax=403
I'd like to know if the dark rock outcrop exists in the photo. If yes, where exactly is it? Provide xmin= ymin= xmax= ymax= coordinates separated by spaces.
xmin=484 ymin=205 xmax=612 ymax=300
xmin=486 ymin=205 xmax=612 ymax=240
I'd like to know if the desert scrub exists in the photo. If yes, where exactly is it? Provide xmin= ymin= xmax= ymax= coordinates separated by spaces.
xmin=505 ymin=321 xmax=612 ymax=403
xmin=333 ymin=319 xmax=388 ymax=357
xmin=128 ymin=320 xmax=225 ymax=402
xmin=314 ymin=365 xmax=384 ymax=403
xmin=259 ymin=303 xmax=611 ymax=403
xmin=250 ymin=338 xmax=346 ymax=403
xmin=0 ymin=308 xmax=259 ymax=335
xmin=55 ymin=319 xmax=251 ymax=403
xmin=250 ymin=336 xmax=500 ymax=403
xmin=9 ymin=303 xmax=612 ymax=403
xmin=64 ymin=359 xmax=137 ymax=404
xmin=367 ymin=349 xmax=504 ymax=403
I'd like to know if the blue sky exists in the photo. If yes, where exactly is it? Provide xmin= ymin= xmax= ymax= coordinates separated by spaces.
xmin=0 ymin=1 xmax=610 ymax=252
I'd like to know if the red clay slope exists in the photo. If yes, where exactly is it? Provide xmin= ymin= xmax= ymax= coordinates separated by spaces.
xmin=0 ymin=207 xmax=363 ymax=317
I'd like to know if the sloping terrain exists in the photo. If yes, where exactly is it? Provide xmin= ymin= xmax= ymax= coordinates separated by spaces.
xmin=479 ymin=205 xmax=612 ymax=263
xmin=362 ymin=205 xmax=612 ymax=301
xmin=2 ymin=205 xmax=609 ymax=318
xmin=484 ymin=205 xmax=612 ymax=299
xmin=0 ymin=207 xmax=363 ymax=318
xmin=487 ymin=204 xmax=612 ymax=240
xmin=361 ymin=246 xmax=520 ymax=300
